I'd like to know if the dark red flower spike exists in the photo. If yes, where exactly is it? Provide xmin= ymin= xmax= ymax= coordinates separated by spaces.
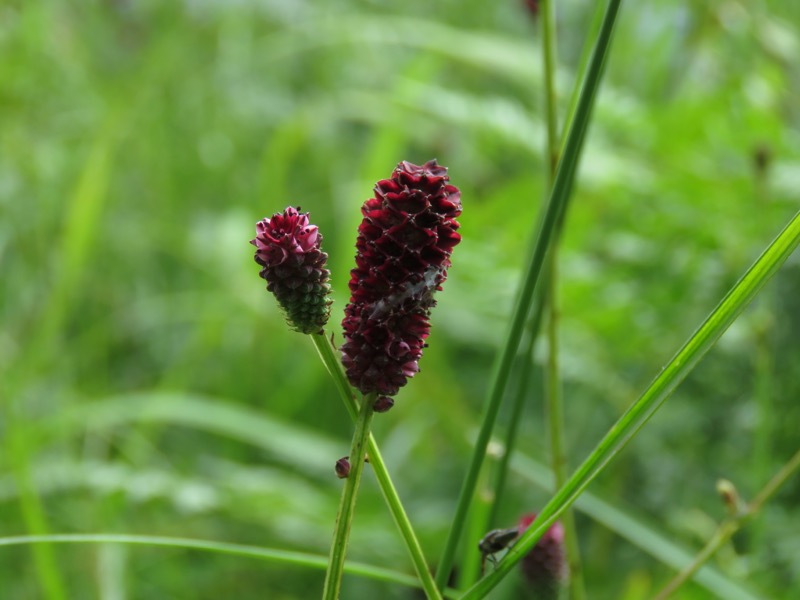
xmin=340 ymin=160 xmax=462 ymax=398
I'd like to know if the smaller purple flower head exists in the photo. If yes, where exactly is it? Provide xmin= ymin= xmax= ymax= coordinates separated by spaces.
xmin=251 ymin=207 xmax=332 ymax=334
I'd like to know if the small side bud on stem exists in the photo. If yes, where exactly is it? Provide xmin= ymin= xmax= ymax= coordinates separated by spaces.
xmin=716 ymin=479 xmax=744 ymax=517
xmin=335 ymin=457 xmax=351 ymax=479
xmin=373 ymin=396 xmax=395 ymax=413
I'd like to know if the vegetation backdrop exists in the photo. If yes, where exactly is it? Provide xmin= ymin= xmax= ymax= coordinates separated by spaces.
xmin=1 ymin=0 xmax=799 ymax=598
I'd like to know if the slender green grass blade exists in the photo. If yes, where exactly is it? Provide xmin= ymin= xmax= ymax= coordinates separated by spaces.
xmin=434 ymin=0 xmax=624 ymax=589
xmin=460 ymin=210 xmax=800 ymax=598
xmin=0 ymin=534 xmax=457 ymax=597
xmin=509 ymin=455 xmax=761 ymax=600
xmin=33 ymin=393 xmax=341 ymax=477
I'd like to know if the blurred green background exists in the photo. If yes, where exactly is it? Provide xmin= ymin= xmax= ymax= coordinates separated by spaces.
xmin=2 ymin=0 xmax=799 ymax=598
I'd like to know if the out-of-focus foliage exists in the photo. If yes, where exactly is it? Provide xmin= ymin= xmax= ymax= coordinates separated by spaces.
xmin=1 ymin=0 xmax=798 ymax=598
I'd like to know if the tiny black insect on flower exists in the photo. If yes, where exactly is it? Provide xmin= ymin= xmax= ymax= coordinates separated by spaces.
xmin=478 ymin=526 xmax=519 ymax=574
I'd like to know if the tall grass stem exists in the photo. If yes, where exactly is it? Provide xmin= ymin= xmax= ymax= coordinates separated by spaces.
xmin=460 ymin=208 xmax=800 ymax=599
xmin=433 ymin=0 xmax=623 ymax=590
xmin=541 ymin=1 xmax=586 ymax=597
xmin=487 ymin=296 xmax=545 ymax=528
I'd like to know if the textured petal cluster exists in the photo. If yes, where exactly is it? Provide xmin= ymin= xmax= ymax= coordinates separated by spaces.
xmin=341 ymin=160 xmax=462 ymax=397
xmin=251 ymin=207 xmax=332 ymax=334
xmin=518 ymin=514 xmax=567 ymax=600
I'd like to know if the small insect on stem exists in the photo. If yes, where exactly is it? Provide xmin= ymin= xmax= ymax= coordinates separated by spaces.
xmin=478 ymin=526 xmax=519 ymax=575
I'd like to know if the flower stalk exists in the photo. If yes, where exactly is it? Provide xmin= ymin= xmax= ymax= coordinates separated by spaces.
xmin=322 ymin=392 xmax=376 ymax=600
xmin=435 ymin=0 xmax=624 ymax=590
xmin=323 ymin=159 xmax=460 ymax=598
xmin=541 ymin=0 xmax=586 ymax=597
xmin=252 ymin=162 xmax=460 ymax=599
xmin=310 ymin=333 xmax=443 ymax=600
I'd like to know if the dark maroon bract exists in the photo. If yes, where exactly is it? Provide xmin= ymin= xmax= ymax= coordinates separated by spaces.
xmin=340 ymin=160 xmax=462 ymax=397
xmin=251 ymin=207 xmax=332 ymax=334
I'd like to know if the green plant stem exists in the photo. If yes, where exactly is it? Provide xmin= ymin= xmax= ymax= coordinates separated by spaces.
xmin=488 ymin=294 xmax=545 ymax=528
xmin=506 ymin=453 xmax=758 ymax=600
xmin=562 ymin=0 xmax=606 ymax=143
xmin=488 ymin=0 xmax=593 ymax=545
xmin=544 ymin=265 xmax=585 ymax=600
xmin=750 ymin=287 xmax=774 ymax=555
xmin=459 ymin=294 xmax=546 ymax=588
xmin=323 ymin=391 xmax=376 ymax=600
xmin=311 ymin=334 xmax=442 ymax=600
xmin=750 ymin=167 xmax=774 ymax=552
xmin=460 ymin=209 xmax=800 ymax=599
xmin=652 ymin=447 xmax=800 ymax=600
xmin=312 ymin=334 xmax=359 ymax=419
xmin=434 ymin=0 xmax=621 ymax=591
xmin=541 ymin=0 xmax=561 ymax=482
xmin=542 ymin=0 xmax=559 ymax=178
xmin=541 ymin=2 xmax=586 ymax=598
xmin=460 ymin=299 xmax=546 ymax=588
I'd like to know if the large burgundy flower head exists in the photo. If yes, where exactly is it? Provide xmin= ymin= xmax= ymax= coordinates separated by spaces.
xmin=340 ymin=160 xmax=462 ymax=397
xmin=251 ymin=207 xmax=332 ymax=334
xmin=518 ymin=514 xmax=567 ymax=600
